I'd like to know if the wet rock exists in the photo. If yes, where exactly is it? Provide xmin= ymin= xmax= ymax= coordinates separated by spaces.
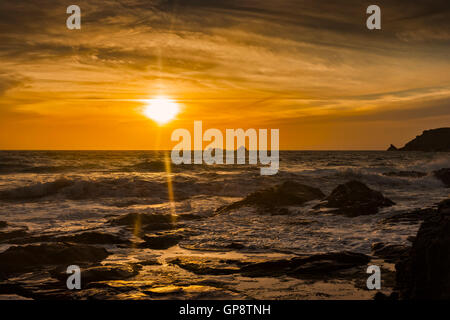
xmin=383 ymin=171 xmax=427 ymax=178
xmin=140 ymin=232 xmax=182 ymax=249
xmin=395 ymin=209 xmax=450 ymax=299
xmin=109 ymin=213 xmax=178 ymax=232
xmin=241 ymin=251 xmax=371 ymax=277
xmin=54 ymin=231 xmax=130 ymax=245
xmin=176 ymin=213 xmax=205 ymax=221
xmin=371 ymin=243 xmax=410 ymax=263
xmin=51 ymin=264 xmax=140 ymax=284
xmin=135 ymin=259 xmax=161 ymax=266
xmin=5 ymin=230 xmax=130 ymax=245
xmin=438 ymin=199 xmax=450 ymax=214
xmin=433 ymin=168 xmax=450 ymax=187
xmin=167 ymin=256 xmax=242 ymax=275
xmin=224 ymin=242 xmax=246 ymax=250
xmin=318 ymin=180 xmax=395 ymax=217
xmin=0 ymin=229 xmax=28 ymax=243
xmin=140 ymin=283 xmax=243 ymax=299
xmin=0 ymin=221 xmax=7 ymax=229
xmin=380 ymin=208 xmax=435 ymax=225
xmin=217 ymin=181 xmax=325 ymax=213
xmin=0 ymin=243 xmax=110 ymax=275
xmin=293 ymin=251 xmax=371 ymax=275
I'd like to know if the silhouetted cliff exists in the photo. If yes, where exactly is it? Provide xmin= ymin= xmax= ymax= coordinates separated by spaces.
xmin=387 ymin=128 xmax=450 ymax=152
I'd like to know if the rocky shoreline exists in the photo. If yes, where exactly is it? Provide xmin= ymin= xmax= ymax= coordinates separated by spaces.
xmin=1 ymin=173 xmax=449 ymax=300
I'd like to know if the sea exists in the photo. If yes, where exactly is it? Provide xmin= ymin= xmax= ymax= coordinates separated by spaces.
xmin=0 ymin=150 xmax=449 ymax=299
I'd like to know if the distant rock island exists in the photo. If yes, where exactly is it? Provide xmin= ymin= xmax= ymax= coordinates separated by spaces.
xmin=387 ymin=128 xmax=450 ymax=151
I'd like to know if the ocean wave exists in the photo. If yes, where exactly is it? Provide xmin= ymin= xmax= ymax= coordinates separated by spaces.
xmin=332 ymin=167 xmax=444 ymax=189
xmin=0 ymin=177 xmax=171 ymax=201
xmin=399 ymin=154 xmax=450 ymax=172
xmin=0 ymin=175 xmax=253 ymax=202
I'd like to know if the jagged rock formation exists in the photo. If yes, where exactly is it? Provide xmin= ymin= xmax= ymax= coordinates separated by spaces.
xmin=434 ymin=168 xmax=450 ymax=187
xmin=387 ymin=144 xmax=398 ymax=151
xmin=395 ymin=199 xmax=450 ymax=299
xmin=388 ymin=128 xmax=450 ymax=152
xmin=317 ymin=180 xmax=395 ymax=217
xmin=216 ymin=181 xmax=325 ymax=213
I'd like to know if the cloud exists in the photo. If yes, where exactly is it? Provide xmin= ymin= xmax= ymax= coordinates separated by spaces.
xmin=0 ymin=0 xmax=449 ymax=149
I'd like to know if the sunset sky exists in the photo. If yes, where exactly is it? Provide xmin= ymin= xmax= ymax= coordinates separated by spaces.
xmin=0 ymin=0 xmax=449 ymax=150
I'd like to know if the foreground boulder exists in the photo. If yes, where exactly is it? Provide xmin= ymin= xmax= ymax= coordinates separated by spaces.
xmin=433 ymin=168 xmax=450 ymax=187
xmin=0 ymin=243 xmax=110 ymax=275
xmin=318 ymin=180 xmax=395 ymax=217
xmin=217 ymin=181 xmax=325 ymax=213
xmin=395 ymin=201 xmax=450 ymax=299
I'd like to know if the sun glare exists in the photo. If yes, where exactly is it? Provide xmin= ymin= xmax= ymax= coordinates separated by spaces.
xmin=143 ymin=97 xmax=180 ymax=125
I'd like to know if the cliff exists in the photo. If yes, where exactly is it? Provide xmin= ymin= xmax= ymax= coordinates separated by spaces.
xmin=387 ymin=128 xmax=450 ymax=152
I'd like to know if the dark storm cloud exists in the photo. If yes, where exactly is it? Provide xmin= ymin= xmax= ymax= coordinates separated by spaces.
xmin=0 ymin=73 xmax=26 ymax=96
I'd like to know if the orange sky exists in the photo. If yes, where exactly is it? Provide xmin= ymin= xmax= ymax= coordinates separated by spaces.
xmin=1 ymin=0 xmax=449 ymax=150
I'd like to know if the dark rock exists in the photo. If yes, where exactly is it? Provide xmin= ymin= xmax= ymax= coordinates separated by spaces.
xmin=395 ymin=209 xmax=450 ymax=299
xmin=224 ymin=242 xmax=246 ymax=250
xmin=438 ymin=199 xmax=450 ymax=214
xmin=109 ymin=213 xmax=177 ymax=232
xmin=241 ymin=251 xmax=371 ymax=277
xmin=374 ymin=291 xmax=398 ymax=300
xmin=136 ymin=259 xmax=161 ymax=266
xmin=50 ymin=264 xmax=140 ymax=284
xmin=54 ymin=231 xmax=130 ymax=245
xmin=4 ymin=230 xmax=130 ymax=245
xmin=387 ymin=144 xmax=398 ymax=151
xmin=371 ymin=242 xmax=410 ymax=263
xmin=167 ymin=257 xmax=242 ymax=275
xmin=380 ymin=208 xmax=435 ymax=225
xmin=395 ymin=128 xmax=450 ymax=152
xmin=433 ymin=168 xmax=450 ymax=187
xmin=168 ymin=251 xmax=370 ymax=278
xmin=0 ymin=221 xmax=7 ymax=229
xmin=0 ymin=243 xmax=110 ymax=275
xmin=217 ymin=181 xmax=325 ymax=213
xmin=0 ymin=229 xmax=28 ymax=243
xmin=176 ymin=213 xmax=205 ymax=221
xmin=140 ymin=232 xmax=182 ymax=249
xmin=319 ymin=180 xmax=395 ymax=217
xmin=383 ymin=171 xmax=427 ymax=178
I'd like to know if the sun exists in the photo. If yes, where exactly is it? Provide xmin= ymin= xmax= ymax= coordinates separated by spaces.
xmin=143 ymin=97 xmax=180 ymax=124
